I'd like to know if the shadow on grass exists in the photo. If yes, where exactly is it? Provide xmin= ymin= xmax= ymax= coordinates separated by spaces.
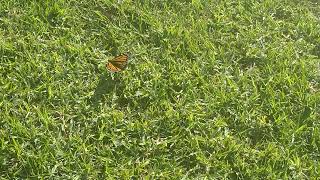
xmin=89 ymin=73 xmax=117 ymax=107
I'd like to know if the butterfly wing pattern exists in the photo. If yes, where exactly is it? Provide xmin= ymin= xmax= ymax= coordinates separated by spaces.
xmin=106 ymin=54 xmax=129 ymax=73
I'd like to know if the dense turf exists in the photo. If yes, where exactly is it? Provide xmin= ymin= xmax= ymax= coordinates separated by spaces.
xmin=1 ymin=0 xmax=320 ymax=179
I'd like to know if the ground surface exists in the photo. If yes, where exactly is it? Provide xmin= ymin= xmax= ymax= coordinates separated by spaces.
xmin=1 ymin=0 xmax=320 ymax=179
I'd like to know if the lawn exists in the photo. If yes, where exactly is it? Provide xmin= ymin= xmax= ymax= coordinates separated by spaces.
xmin=1 ymin=0 xmax=320 ymax=179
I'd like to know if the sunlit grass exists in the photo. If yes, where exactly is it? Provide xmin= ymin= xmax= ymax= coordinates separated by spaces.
xmin=1 ymin=0 xmax=319 ymax=179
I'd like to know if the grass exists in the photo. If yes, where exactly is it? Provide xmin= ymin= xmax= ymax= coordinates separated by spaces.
xmin=0 ymin=0 xmax=320 ymax=179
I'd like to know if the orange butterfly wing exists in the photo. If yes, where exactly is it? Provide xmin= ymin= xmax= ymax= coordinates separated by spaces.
xmin=106 ymin=54 xmax=129 ymax=72
xmin=106 ymin=62 xmax=122 ymax=72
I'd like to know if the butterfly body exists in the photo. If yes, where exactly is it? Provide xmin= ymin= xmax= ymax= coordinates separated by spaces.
xmin=106 ymin=54 xmax=129 ymax=73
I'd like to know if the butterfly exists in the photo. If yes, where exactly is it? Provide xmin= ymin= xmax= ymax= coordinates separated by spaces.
xmin=106 ymin=53 xmax=129 ymax=73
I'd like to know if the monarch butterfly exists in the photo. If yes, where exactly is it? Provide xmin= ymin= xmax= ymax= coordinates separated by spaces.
xmin=106 ymin=53 xmax=129 ymax=73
